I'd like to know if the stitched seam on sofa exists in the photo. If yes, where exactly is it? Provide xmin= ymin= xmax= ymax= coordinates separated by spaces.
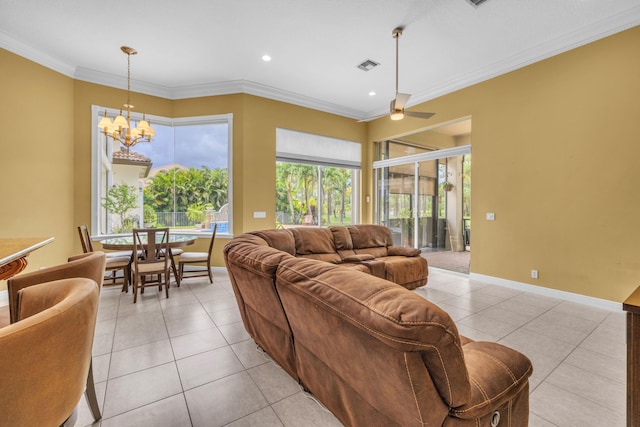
xmin=403 ymin=352 xmax=425 ymax=426
xmin=469 ymin=377 xmax=489 ymax=403
xmin=433 ymin=346 xmax=454 ymax=406
xmin=361 ymin=287 xmax=398 ymax=304
xmin=449 ymin=367 xmax=532 ymax=415
xmin=469 ymin=348 xmax=517 ymax=382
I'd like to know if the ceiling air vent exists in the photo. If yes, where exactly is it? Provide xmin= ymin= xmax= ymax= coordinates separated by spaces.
xmin=466 ymin=0 xmax=489 ymax=7
xmin=357 ymin=59 xmax=380 ymax=72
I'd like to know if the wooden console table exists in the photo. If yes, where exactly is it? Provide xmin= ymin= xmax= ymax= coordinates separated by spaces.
xmin=623 ymin=286 xmax=640 ymax=427
xmin=0 ymin=237 xmax=55 ymax=281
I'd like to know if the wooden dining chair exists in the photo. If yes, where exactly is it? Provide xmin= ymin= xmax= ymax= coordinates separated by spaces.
xmin=177 ymin=223 xmax=217 ymax=283
xmin=131 ymin=228 xmax=170 ymax=303
xmin=78 ymin=225 xmax=132 ymax=292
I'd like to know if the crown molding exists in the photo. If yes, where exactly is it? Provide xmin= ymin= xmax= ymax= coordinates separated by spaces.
xmin=0 ymin=30 xmax=75 ymax=77
xmin=364 ymin=6 xmax=640 ymax=119
xmin=73 ymin=70 xmax=366 ymax=120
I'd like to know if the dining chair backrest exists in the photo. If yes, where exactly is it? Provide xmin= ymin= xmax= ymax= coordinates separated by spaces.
xmin=206 ymin=223 xmax=218 ymax=261
xmin=78 ymin=225 xmax=94 ymax=253
xmin=133 ymin=228 xmax=170 ymax=265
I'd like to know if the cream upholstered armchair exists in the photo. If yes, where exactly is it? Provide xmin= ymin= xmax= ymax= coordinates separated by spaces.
xmin=5 ymin=251 xmax=106 ymax=422
xmin=0 ymin=278 xmax=100 ymax=426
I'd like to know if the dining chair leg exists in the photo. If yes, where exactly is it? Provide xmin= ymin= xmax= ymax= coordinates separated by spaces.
xmin=85 ymin=361 xmax=102 ymax=421
xmin=133 ymin=279 xmax=139 ymax=303
xmin=169 ymin=250 xmax=180 ymax=287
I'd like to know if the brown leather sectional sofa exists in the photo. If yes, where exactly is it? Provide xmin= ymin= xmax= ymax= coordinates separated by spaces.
xmin=224 ymin=227 xmax=533 ymax=427
xmin=248 ymin=224 xmax=429 ymax=289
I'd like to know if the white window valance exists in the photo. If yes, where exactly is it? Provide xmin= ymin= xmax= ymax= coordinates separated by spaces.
xmin=276 ymin=128 xmax=361 ymax=168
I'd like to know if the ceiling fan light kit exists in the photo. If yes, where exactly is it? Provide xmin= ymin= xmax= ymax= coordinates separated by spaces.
xmin=388 ymin=27 xmax=435 ymax=121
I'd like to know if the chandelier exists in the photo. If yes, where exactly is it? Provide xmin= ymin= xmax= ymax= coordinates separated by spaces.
xmin=98 ymin=46 xmax=155 ymax=152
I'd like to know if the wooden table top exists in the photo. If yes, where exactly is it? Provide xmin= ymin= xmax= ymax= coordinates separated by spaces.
xmin=0 ymin=237 xmax=55 ymax=267
xmin=624 ymin=286 xmax=640 ymax=314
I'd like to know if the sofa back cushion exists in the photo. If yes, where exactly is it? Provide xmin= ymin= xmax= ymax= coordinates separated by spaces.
xmin=249 ymin=229 xmax=295 ymax=255
xmin=276 ymin=257 xmax=471 ymax=413
xmin=289 ymin=227 xmax=342 ymax=264
xmin=348 ymin=224 xmax=393 ymax=258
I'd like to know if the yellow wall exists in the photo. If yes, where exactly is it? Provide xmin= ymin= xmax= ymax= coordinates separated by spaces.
xmin=369 ymin=26 xmax=640 ymax=302
xmin=2 ymin=25 xmax=639 ymax=302
xmin=0 ymin=50 xmax=75 ymax=285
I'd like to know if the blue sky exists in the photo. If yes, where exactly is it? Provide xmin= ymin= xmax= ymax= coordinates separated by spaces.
xmin=134 ymin=123 xmax=228 ymax=170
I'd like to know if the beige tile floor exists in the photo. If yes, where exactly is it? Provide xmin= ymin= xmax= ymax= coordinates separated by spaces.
xmin=78 ymin=267 xmax=626 ymax=427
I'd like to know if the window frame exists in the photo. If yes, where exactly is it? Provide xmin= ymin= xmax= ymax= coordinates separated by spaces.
xmin=90 ymin=105 xmax=233 ymax=237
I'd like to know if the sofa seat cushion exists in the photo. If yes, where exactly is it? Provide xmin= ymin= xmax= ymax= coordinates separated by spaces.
xmin=378 ymin=256 xmax=429 ymax=289
xmin=335 ymin=263 xmax=370 ymax=274
xmin=450 ymin=341 xmax=532 ymax=420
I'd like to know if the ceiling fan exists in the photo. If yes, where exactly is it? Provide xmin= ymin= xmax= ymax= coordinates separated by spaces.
xmin=388 ymin=27 xmax=435 ymax=121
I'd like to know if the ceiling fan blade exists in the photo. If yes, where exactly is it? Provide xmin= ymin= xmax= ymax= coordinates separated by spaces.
xmin=395 ymin=92 xmax=411 ymax=109
xmin=404 ymin=111 xmax=436 ymax=120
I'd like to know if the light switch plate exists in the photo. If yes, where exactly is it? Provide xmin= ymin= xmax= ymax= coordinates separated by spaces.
xmin=486 ymin=212 xmax=495 ymax=221
xmin=253 ymin=211 xmax=266 ymax=218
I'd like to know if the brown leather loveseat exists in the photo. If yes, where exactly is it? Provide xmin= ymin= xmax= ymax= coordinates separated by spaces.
xmin=249 ymin=224 xmax=428 ymax=290
xmin=224 ymin=230 xmax=533 ymax=427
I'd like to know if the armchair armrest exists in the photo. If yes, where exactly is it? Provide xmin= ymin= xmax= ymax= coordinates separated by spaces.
xmin=387 ymin=246 xmax=421 ymax=257
xmin=450 ymin=341 xmax=532 ymax=420
xmin=342 ymin=254 xmax=375 ymax=262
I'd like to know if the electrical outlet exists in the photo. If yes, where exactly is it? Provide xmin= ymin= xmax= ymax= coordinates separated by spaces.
xmin=531 ymin=269 xmax=538 ymax=279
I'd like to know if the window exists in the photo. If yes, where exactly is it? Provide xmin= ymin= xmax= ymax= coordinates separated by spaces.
xmin=91 ymin=106 xmax=232 ymax=236
xmin=275 ymin=129 xmax=360 ymax=227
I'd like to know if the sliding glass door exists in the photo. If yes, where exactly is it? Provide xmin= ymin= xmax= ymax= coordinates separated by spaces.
xmin=374 ymin=144 xmax=471 ymax=250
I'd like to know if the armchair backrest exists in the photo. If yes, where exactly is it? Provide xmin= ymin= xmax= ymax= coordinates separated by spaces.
xmin=0 ymin=278 xmax=100 ymax=427
xmin=6 ymin=251 xmax=106 ymax=323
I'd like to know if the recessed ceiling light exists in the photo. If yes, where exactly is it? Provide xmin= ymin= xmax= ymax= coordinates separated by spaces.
xmin=369 ymin=91 xmax=376 ymax=96
xmin=262 ymin=54 xmax=272 ymax=62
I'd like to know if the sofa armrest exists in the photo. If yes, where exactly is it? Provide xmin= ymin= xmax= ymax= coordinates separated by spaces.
xmin=342 ymin=254 xmax=375 ymax=262
xmin=450 ymin=341 xmax=532 ymax=420
xmin=387 ymin=246 xmax=421 ymax=257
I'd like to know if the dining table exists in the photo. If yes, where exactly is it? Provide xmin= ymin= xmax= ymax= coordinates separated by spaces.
xmin=100 ymin=233 xmax=196 ymax=251
xmin=0 ymin=237 xmax=55 ymax=281
xmin=100 ymin=233 xmax=196 ymax=286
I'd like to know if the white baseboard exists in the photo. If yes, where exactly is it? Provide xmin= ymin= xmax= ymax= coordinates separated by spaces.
xmin=469 ymin=272 xmax=622 ymax=312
